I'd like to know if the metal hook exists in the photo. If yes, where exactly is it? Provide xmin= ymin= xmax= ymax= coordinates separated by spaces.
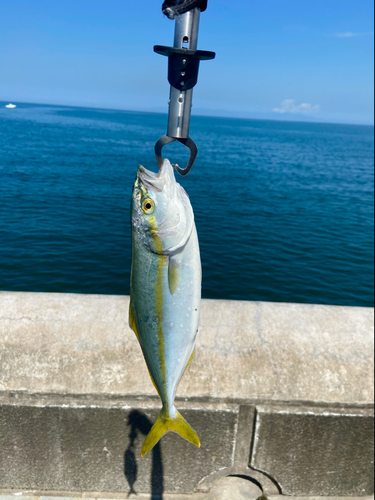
xmin=155 ymin=134 xmax=198 ymax=176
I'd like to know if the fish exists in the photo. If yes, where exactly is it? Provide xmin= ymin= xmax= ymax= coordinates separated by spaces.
xmin=129 ymin=158 xmax=201 ymax=457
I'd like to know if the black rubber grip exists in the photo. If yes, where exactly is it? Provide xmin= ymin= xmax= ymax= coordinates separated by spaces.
xmin=154 ymin=45 xmax=215 ymax=91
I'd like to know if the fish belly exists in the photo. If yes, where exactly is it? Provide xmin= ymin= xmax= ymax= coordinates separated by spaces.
xmin=162 ymin=226 xmax=201 ymax=407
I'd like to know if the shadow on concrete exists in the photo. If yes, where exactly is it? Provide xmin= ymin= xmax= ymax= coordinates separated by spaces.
xmin=124 ymin=410 xmax=164 ymax=500
xmin=228 ymin=474 xmax=264 ymax=492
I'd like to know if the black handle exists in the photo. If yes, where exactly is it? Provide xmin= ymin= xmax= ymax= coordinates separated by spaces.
xmin=154 ymin=46 xmax=215 ymax=91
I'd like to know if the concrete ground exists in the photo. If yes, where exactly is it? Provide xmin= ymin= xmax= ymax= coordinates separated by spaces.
xmin=0 ymin=478 xmax=374 ymax=500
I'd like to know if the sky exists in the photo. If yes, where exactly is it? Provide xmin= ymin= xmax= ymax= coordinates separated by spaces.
xmin=0 ymin=0 xmax=374 ymax=125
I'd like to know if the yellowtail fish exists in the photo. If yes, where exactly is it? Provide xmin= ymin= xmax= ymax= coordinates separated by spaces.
xmin=129 ymin=159 xmax=201 ymax=457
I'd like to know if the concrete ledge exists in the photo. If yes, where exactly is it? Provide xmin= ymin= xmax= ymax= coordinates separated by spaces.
xmin=1 ymin=292 xmax=373 ymax=404
xmin=0 ymin=292 xmax=374 ymax=496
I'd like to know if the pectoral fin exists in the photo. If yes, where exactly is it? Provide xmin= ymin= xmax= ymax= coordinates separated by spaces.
xmin=168 ymin=255 xmax=181 ymax=295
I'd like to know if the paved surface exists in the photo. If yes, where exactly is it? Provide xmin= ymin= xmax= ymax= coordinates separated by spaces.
xmin=0 ymin=487 xmax=374 ymax=500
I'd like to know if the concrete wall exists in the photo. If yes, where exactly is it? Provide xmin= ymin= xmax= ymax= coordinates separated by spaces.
xmin=0 ymin=292 xmax=373 ymax=404
xmin=0 ymin=292 xmax=374 ymax=497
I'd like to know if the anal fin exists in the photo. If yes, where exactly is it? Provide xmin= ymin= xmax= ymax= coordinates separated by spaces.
xmin=129 ymin=299 xmax=140 ymax=341
xmin=177 ymin=347 xmax=196 ymax=390
xmin=183 ymin=348 xmax=195 ymax=376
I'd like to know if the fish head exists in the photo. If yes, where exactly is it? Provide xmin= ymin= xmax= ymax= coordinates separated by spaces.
xmin=131 ymin=159 xmax=194 ymax=254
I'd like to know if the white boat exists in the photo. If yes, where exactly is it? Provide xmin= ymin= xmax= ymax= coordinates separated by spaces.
xmin=5 ymin=103 xmax=16 ymax=108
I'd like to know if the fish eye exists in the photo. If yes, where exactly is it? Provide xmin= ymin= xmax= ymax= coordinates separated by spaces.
xmin=142 ymin=198 xmax=154 ymax=214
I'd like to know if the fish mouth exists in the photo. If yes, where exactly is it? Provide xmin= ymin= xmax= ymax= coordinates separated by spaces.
xmin=138 ymin=160 xmax=176 ymax=195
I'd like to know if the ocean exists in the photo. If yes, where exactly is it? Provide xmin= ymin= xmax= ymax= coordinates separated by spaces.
xmin=0 ymin=102 xmax=373 ymax=306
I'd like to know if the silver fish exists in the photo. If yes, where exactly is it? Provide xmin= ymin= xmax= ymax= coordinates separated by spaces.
xmin=129 ymin=159 xmax=201 ymax=457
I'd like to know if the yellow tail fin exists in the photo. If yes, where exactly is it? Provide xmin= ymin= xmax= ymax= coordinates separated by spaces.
xmin=141 ymin=408 xmax=200 ymax=457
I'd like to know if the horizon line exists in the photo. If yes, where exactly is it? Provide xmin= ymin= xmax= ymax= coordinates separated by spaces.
xmin=1 ymin=99 xmax=374 ymax=128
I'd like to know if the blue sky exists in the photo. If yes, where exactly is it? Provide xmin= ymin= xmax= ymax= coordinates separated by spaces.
xmin=0 ymin=0 xmax=374 ymax=124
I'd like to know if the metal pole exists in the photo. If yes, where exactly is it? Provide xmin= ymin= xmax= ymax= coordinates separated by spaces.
xmin=167 ymin=8 xmax=201 ymax=139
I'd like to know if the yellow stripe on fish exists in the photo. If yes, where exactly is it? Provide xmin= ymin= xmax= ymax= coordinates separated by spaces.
xmin=149 ymin=214 xmax=168 ymax=410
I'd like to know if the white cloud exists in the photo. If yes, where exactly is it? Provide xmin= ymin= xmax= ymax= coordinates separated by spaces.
xmin=334 ymin=31 xmax=374 ymax=38
xmin=336 ymin=32 xmax=356 ymax=38
xmin=273 ymin=99 xmax=320 ymax=115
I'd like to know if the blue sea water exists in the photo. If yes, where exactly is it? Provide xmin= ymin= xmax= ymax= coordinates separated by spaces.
xmin=0 ymin=102 xmax=373 ymax=306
